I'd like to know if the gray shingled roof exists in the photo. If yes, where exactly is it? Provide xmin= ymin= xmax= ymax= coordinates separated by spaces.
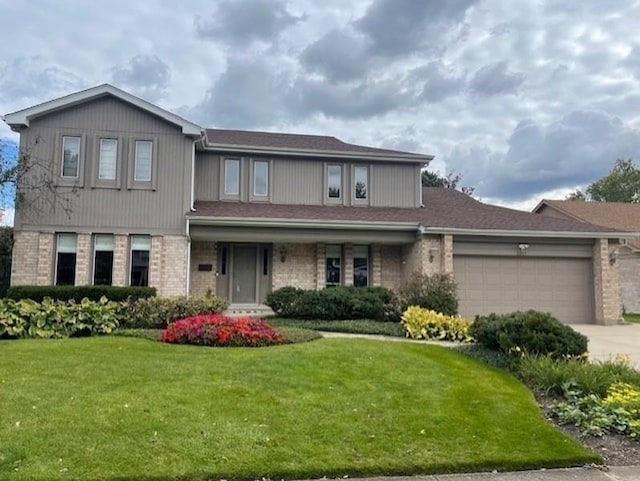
xmin=189 ymin=187 xmax=618 ymax=234
xmin=204 ymin=128 xmax=428 ymax=158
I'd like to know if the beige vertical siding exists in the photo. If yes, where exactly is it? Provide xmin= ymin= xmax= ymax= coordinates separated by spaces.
xmin=16 ymin=96 xmax=193 ymax=234
xmin=194 ymin=153 xmax=220 ymax=201
xmin=272 ymin=158 xmax=324 ymax=205
xmin=371 ymin=163 xmax=418 ymax=207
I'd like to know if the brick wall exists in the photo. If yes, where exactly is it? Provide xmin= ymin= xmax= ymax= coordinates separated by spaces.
xmin=161 ymin=235 xmax=189 ymax=296
xmin=190 ymin=241 xmax=217 ymax=296
xmin=619 ymin=248 xmax=640 ymax=313
xmin=112 ymin=234 xmax=128 ymax=286
xmin=379 ymin=245 xmax=401 ymax=290
xmin=11 ymin=231 xmax=40 ymax=285
xmin=593 ymin=239 xmax=623 ymax=324
xmin=272 ymin=243 xmax=317 ymax=290
xmin=74 ymin=234 xmax=91 ymax=285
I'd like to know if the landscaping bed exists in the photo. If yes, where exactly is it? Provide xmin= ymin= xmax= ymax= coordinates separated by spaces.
xmin=0 ymin=337 xmax=597 ymax=480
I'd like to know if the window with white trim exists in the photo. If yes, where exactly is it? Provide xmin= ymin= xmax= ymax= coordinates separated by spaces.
xmin=327 ymin=164 xmax=341 ymax=199
xmin=253 ymin=160 xmax=268 ymax=197
xmin=224 ymin=158 xmax=240 ymax=195
xmin=130 ymin=236 xmax=151 ymax=287
xmin=98 ymin=138 xmax=117 ymax=180
xmin=354 ymin=166 xmax=368 ymax=200
xmin=62 ymin=136 xmax=81 ymax=178
xmin=56 ymin=234 xmax=77 ymax=286
xmin=134 ymin=140 xmax=152 ymax=182
xmin=326 ymin=244 xmax=342 ymax=287
xmin=93 ymin=235 xmax=114 ymax=285
xmin=353 ymin=245 xmax=369 ymax=287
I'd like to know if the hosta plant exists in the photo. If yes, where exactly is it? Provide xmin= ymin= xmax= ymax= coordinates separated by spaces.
xmin=161 ymin=314 xmax=283 ymax=347
xmin=401 ymin=305 xmax=473 ymax=342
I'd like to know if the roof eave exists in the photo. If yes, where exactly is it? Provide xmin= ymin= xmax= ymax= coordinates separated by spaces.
xmin=421 ymin=226 xmax=635 ymax=239
xmin=202 ymin=142 xmax=433 ymax=163
xmin=3 ymin=84 xmax=203 ymax=136
xmin=187 ymin=215 xmax=420 ymax=231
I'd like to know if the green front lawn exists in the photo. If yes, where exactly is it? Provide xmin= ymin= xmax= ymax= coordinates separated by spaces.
xmin=268 ymin=317 xmax=406 ymax=337
xmin=0 ymin=337 xmax=597 ymax=480
xmin=624 ymin=312 xmax=640 ymax=323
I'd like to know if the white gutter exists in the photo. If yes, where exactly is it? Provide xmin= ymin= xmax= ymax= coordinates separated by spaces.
xmin=190 ymin=134 xmax=205 ymax=211
xmin=420 ymin=226 xmax=638 ymax=239
xmin=188 ymin=216 xmax=420 ymax=231
xmin=185 ymin=218 xmax=191 ymax=296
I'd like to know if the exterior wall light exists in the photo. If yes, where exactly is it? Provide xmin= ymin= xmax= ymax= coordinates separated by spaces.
xmin=517 ymin=243 xmax=529 ymax=254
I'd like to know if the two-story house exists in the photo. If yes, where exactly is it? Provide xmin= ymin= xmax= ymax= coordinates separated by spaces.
xmin=2 ymin=84 xmax=630 ymax=324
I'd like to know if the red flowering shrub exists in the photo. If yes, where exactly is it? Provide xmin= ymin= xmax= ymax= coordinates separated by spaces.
xmin=160 ymin=314 xmax=283 ymax=347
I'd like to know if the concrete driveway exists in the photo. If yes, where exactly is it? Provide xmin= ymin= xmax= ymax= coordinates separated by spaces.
xmin=572 ymin=323 xmax=640 ymax=366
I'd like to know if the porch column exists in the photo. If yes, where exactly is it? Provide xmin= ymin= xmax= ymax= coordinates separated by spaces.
xmin=316 ymin=243 xmax=325 ymax=290
xmin=343 ymin=244 xmax=354 ymax=286
xmin=112 ymin=234 xmax=128 ymax=286
xmin=593 ymin=239 xmax=623 ymax=325
xmin=372 ymin=244 xmax=382 ymax=287
xmin=74 ymin=233 xmax=91 ymax=285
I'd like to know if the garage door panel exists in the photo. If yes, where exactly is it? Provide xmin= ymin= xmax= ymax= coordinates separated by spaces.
xmin=454 ymin=256 xmax=594 ymax=324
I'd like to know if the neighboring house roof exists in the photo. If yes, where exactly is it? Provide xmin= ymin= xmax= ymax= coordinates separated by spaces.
xmin=533 ymin=199 xmax=640 ymax=248
xmin=189 ymin=188 xmax=625 ymax=238
xmin=204 ymin=128 xmax=432 ymax=163
xmin=2 ymin=84 xmax=202 ymax=136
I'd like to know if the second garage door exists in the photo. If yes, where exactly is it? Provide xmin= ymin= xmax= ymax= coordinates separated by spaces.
xmin=454 ymin=256 xmax=594 ymax=324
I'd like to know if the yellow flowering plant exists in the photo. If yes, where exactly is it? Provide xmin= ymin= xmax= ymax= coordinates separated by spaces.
xmin=401 ymin=305 xmax=473 ymax=342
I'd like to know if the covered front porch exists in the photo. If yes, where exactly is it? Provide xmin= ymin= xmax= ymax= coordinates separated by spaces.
xmin=187 ymin=219 xmax=449 ymax=309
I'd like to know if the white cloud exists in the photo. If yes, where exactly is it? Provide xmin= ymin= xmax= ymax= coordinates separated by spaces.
xmin=1 ymin=208 xmax=14 ymax=227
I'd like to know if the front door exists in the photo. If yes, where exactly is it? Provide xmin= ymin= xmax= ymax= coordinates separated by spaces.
xmin=232 ymin=245 xmax=258 ymax=303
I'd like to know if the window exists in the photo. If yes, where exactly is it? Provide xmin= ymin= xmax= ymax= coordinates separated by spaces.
xmin=353 ymin=245 xmax=369 ymax=287
xmin=253 ymin=160 xmax=268 ymax=197
xmin=225 ymin=158 xmax=240 ymax=195
xmin=327 ymin=164 xmax=341 ymax=199
xmin=354 ymin=166 xmax=368 ymax=200
xmin=62 ymin=136 xmax=81 ymax=178
xmin=130 ymin=236 xmax=151 ymax=287
xmin=98 ymin=138 xmax=117 ymax=180
xmin=134 ymin=140 xmax=152 ymax=182
xmin=326 ymin=244 xmax=342 ymax=287
xmin=56 ymin=234 xmax=77 ymax=285
xmin=93 ymin=235 xmax=114 ymax=285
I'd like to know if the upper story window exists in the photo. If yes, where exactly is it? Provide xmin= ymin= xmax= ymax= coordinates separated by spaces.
xmin=354 ymin=166 xmax=368 ymax=200
xmin=98 ymin=138 xmax=117 ymax=180
xmin=327 ymin=164 xmax=341 ymax=199
xmin=134 ymin=140 xmax=152 ymax=182
xmin=224 ymin=158 xmax=240 ymax=195
xmin=253 ymin=160 xmax=268 ymax=197
xmin=62 ymin=136 xmax=81 ymax=178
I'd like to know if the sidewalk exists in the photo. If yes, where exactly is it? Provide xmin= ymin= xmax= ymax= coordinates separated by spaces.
xmin=307 ymin=466 xmax=640 ymax=481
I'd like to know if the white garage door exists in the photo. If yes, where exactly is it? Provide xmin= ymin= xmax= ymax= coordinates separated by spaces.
xmin=454 ymin=256 xmax=594 ymax=324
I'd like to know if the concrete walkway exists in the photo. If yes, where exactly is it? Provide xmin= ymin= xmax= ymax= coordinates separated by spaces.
xmin=311 ymin=466 xmax=640 ymax=481
xmin=572 ymin=323 xmax=640 ymax=366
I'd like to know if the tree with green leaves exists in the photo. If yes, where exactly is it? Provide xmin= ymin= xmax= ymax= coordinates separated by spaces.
xmin=566 ymin=158 xmax=640 ymax=202
xmin=421 ymin=169 xmax=475 ymax=196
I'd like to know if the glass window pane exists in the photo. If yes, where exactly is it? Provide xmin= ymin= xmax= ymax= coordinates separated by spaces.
xmin=94 ymin=251 xmax=113 ymax=285
xmin=225 ymin=159 xmax=240 ymax=195
xmin=131 ymin=251 xmax=149 ymax=287
xmin=355 ymin=166 xmax=368 ymax=200
xmin=326 ymin=244 xmax=341 ymax=287
xmin=94 ymin=235 xmax=115 ymax=251
xmin=99 ymin=139 xmax=117 ymax=180
xmin=134 ymin=141 xmax=152 ymax=181
xmin=328 ymin=165 xmax=341 ymax=198
xmin=131 ymin=235 xmax=151 ymax=251
xmin=56 ymin=253 xmax=76 ymax=285
xmin=254 ymin=161 xmax=268 ymax=196
xmin=57 ymin=234 xmax=77 ymax=253
xmin=353 ymin=245 xmax=369 ymax=287
xmin=62 ymin=136 xmax=80 ymax=178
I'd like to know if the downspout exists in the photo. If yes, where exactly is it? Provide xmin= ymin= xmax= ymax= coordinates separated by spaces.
xmin=186 ymin=217 xmax=191 ymax=296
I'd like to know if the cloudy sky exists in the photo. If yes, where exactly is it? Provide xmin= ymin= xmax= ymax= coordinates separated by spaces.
xmin=2 ymin=0 xmax=640 ymax=219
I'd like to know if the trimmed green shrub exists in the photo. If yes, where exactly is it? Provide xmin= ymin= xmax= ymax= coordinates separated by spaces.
xmin=0 ymin=297 xmax=120 ymax=339
xmin=470 ymin=310 xmax=588 ymax=359
xmin=121 ymin=295 xmax=229 ymax=329
xmin=6 ymin=285 xmax=156 ymax=302
xmin=265 ymin=286 xmax=399 ymax=321
xmin=398 ymin=273 xmax=458 ymax=315
xmin=401 ymin=306 xmax=473 ymax=342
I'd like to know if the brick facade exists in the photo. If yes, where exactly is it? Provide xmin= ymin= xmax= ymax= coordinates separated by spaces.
xmin=112 ymin=234 xmax=128 ymax=286
xmin=11 ymin=231 xmax=42 ymax=285
xmin=74 ymin=234 xmax=91 ymax=285
xmin=190 ymin=241 xmax=217 ymax=296
xmin=379 ymin=245 xmax=401 ymax=290
xmin=272 ymin=243 xmax=317 ymax=291
xmin=593 ymin=239 xmax=623 ymax=325
xmin=619 ymin=248 xmax=640 ymax=313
